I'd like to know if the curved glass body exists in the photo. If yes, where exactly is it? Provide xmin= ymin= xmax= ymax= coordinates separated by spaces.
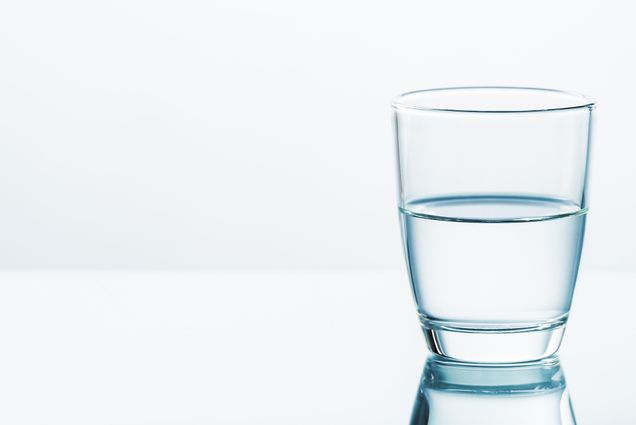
xmin=393 ymin=87 xmax=594 ymax=363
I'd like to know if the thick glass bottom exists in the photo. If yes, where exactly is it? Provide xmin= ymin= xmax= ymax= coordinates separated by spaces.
xmin=421 ymin=318 xmax=566 ymax=364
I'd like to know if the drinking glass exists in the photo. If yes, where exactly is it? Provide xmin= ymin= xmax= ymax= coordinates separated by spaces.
xmin=410 ymin=355 xmax=576 ymax=425
xmin=393 ymin=87 xmax=594 ymax=363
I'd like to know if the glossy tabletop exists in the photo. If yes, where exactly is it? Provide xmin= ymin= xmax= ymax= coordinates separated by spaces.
xmin=0 ymin=270 xmax=632 ymax=424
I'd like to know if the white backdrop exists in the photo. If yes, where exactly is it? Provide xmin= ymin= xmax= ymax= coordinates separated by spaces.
xmin=0 ymin=0 xmax=633 ymax=269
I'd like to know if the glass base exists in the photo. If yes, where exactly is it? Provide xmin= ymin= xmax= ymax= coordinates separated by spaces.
xmin=421 ymin=319 xmax=566 ymax=364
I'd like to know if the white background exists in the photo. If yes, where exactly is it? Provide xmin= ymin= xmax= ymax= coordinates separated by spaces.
xmin=0 ymin=0 xmax=634 ymax=270
xmin=1 ymin=3 xmax=635 ymax=424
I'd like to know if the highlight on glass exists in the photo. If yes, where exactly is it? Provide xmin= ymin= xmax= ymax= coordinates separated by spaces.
xmin=393 ymin=87 xmax=594 ymax=363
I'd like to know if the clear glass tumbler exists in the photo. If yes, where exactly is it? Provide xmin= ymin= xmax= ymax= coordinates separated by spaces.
xmin=393 ymin=87 xmax=594 ymax=363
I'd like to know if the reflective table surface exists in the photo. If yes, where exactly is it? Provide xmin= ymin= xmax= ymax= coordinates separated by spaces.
xmin=0 ymin=270 xmax=632 ymax=424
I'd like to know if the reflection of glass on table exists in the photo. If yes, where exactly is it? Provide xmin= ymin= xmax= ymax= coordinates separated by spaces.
xmin=411 ymin=355 xmax=576 ymax=425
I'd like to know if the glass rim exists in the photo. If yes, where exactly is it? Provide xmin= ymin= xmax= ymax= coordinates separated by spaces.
xmin=392 ymin=86 xmax=595 ymax=114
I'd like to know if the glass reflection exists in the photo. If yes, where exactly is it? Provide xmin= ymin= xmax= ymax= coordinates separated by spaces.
xmin=411 ymin=355 xmax=576 ymax=425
